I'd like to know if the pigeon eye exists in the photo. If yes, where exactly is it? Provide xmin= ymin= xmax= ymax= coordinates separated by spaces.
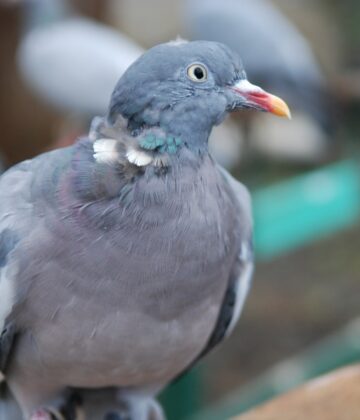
xmin=187 ymin=64 xmax=208 ymax=82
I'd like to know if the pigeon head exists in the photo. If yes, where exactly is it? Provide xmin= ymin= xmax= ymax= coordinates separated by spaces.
xmin=108 ymin=40 xmax=290 ymax=153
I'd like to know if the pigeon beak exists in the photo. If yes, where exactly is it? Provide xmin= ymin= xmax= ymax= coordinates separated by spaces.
xmin=231 ymin=79 xmax=291 ymax=119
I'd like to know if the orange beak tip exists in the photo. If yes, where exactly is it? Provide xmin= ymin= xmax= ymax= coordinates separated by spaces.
xmin=269 ymin=94 xmax=292 ymax=119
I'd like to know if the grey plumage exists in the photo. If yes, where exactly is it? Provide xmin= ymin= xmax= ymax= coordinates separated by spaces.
xmin=0 ymin=230 xmax=19 ymax=269
xmin=0 ymin=323 xmax=16 ymax=375
xmin=0 ymin=40 xmax=288 ymax=419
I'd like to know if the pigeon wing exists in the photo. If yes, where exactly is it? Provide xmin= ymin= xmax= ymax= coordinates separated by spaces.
xmin=199 ymin=166 xmax=253 ymax=357
xmin=174 ymin=166 xmax=253 ymax=379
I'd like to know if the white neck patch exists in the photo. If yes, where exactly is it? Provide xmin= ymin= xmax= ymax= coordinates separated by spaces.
xmin=126 ymin=148 xmax=153 ymax=167
xmin=93 ymin=139 xmax=119 ymax=164
xmin=93 ymin=139 xmax=154 ymax=167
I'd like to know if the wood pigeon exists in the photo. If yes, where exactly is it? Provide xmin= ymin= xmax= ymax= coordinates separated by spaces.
xmin=0 ymin=40 xmax=289 ymax=420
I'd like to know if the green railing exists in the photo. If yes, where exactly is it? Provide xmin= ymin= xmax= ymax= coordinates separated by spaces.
xmin=253 ymin=159 xmax=360 ymax=259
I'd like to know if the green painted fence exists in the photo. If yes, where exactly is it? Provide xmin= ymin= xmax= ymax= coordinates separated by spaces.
xmin=253 ymin=160 xmax=360 ymax=259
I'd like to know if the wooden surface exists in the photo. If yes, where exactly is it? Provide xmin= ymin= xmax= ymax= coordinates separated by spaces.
xmin=233 ymin=364 xmax=360 ymax=420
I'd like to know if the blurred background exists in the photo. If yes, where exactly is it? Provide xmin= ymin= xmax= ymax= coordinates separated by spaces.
xmin=0 ymin=0 xmax=359 ymax=419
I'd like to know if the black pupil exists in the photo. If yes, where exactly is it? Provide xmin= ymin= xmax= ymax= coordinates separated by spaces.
xmin=194 ymin=67 xmax=204 ymax=79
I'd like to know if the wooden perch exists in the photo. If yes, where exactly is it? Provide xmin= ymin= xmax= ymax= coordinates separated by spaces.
xmin=233 ymin=364 xmax=360 ymax=420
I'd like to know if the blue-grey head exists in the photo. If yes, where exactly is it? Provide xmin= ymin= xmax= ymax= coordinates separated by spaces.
xmin=108 ymin=40 xmax=290 ymax=153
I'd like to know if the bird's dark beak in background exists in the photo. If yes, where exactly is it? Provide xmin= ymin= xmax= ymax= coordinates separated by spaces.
xmin=231 ymin=79 xmax=291 ymax=118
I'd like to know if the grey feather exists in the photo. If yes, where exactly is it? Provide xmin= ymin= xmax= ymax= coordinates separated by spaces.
xmin=0 ymin=230 xmax=19 ymax=269
xmin=216 ymin=169 xmax=253 ymax=340
xmin=0 ymin=323 xmax=16 ymax=374
xmin=173 ymin=167 xmax=253 ymax=379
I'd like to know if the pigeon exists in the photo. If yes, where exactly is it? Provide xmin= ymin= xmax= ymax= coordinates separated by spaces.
xmin=184 ymin=0 xmax=333 ymax=163
xmin=0 ymin=40 xmax=290 ymax=420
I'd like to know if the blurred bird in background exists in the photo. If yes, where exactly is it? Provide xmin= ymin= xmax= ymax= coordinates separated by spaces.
xmin=17 ymin=0 xmax=144 ymax=149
